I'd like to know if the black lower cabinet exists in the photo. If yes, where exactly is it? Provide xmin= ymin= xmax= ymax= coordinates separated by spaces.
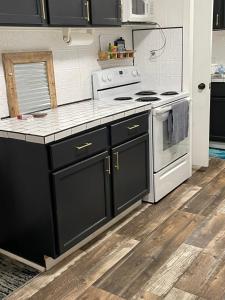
xmin=112 ymin=134 xmax=150 ymax=215
xmin=0 ymin=113 xmax=150 ymax=266
xmin=210 ymin=97 xmax=225 ymax=142
xmin=210 ymin=82 xmax=225 ymax=141
xmin=52 ymin=151 xmax=111 ymax=254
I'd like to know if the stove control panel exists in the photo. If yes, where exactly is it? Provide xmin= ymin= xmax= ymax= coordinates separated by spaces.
xmin=92 ymin=66 xmax=141 ymax=92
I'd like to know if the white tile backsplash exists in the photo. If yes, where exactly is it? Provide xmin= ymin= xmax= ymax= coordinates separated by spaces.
xmin=133 ymin=28 xmax=183 ymax=91
xmin=212 ymin=31 xmax=225 ymax=65
xmin=0 ymin=27 xmax=133 ymax=118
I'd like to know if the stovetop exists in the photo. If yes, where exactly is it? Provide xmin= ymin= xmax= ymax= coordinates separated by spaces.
xmin=110 ymin=89 xmax=189 ymax=109
xmin=113 ymin=90 xmax=183 ymax=104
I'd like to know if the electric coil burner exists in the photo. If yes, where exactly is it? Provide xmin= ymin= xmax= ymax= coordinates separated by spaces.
xmin=161 ymin=91 xmax=179 ymax=96
xmin=114 ymin=97 xmax=133 ymax=101
xmin=136 ymin=91 xmax=157 ymax=96
xmin=136 ymin=97 xmax=161 ymax=102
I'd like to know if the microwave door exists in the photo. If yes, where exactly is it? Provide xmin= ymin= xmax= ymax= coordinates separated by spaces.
xmin=132 ymin=0 xmax=145 ymax=15
xmin=130 ymin=0 xmax=151 ymax=22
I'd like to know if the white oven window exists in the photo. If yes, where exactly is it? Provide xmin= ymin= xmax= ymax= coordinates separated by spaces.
xmin=153 ymin=102 xmax=190 ymax=173
xmin=163 ymin=119 xmax=172 ymax=151
xmin=132 ymin=0 xmax=145 ymax=15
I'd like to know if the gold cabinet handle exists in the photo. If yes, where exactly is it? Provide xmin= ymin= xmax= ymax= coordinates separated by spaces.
xmin=75 ymin=142 xmax=92 ymax=150
xmin=127 ymin=124 xmax=140 ymax=130
xmin=216 ymin=13 xmax=219 ymax=26
xmin=114 ymin=152 xmax=119 ymax=171
xmin=41 ymin=0 xmax=46 ymax=20
xmin=84 ymin=0 xmax=90 ymax=22
xmin=106 ymin=156 xmax=111 ymax=175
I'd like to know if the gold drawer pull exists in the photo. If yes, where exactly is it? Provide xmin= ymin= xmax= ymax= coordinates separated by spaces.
xmin=75 ymin=142 xmax=92 ymax=150
xmin=41 ymin=0 xmax=46 ymax=20
xmin=114 ymin=152 xmax=119 ymax=171
xmin=106 ymin=156 xmax=111 ymax=175
xmin=127 ymin=124 xmax=140 ymax=130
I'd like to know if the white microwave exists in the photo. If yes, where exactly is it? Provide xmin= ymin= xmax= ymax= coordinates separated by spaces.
xmin=122 ymin=0 xmax=154 ymax=23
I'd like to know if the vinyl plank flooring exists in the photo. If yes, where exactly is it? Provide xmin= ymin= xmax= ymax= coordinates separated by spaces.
xmin=200 ymin=258 xmax=225 ymax=300
xmin=204 ymin=226 xmax=225 ymax=257
xmin=6 ymin=249 xmax=86 ymax=300
xmin=94 ymin=211 xmax=202 ymax=299
xmin=29 ymin=234 xmax=139 ymax=300
xmin=180 ymin=170 xmax=225 ymax=216
xmin=185 ymin=213 xmax=225 ymax=249
xmin=175 ymin=252 xmax=223 ymax=297
xmin=140 ymin=291 xmax=161 ymax=300
xmin=117 ymin=185 xmax=201 ymax=241
xmin=186 ymin=158 xmax=225 ymax=187
xmin=216 ymin=197 xmax=225 ymax=214
xmin=9 ymin=158 xmax=225 ymax=300
xmin=78 ymin=286 xmax=125 ymax=300
xmin=142 ymin=243 xmax=201 ymax=297
xmin=163 ymin=288 xmax=198 ymax=300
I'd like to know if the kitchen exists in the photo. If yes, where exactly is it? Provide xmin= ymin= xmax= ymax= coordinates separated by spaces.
xmin=0 ymin=0 xmax=222 ymax=299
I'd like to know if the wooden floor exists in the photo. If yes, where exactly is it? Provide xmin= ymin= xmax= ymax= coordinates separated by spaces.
xmin=8 ymin=158 xmax=225 ymax=300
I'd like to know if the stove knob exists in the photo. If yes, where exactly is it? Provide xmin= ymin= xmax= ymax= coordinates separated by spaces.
xmin=102 ymin=75 xmax=107 ymax=82
xmin=132 ymin=70 xmax=138 ymax=77
xmin=137 ymin=70 xmax=141 ymax=77
xmin=107 ymin=74 xmax=112 ymax=81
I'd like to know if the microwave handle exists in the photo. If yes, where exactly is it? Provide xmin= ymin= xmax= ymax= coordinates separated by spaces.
xmin=144 ymin=0 xmax=149 ymax=14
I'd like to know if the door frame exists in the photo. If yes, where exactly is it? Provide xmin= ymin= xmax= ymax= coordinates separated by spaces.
xmin=183 ymin=0 xmax=213 ymax=167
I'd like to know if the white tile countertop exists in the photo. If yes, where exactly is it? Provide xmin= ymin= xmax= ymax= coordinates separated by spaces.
xmin=211 ymin=74 xmax=225 ymax=82
xmin=0 ymin=99 xmax=151 ymax=144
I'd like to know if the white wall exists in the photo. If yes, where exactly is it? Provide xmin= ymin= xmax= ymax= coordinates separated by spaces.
xmin=153 ymin=0 xmax=184 ymax=27
xmin=153 ymin=0 xmax=192 ymax=93
xmin=0 ymin=28 xmax=133 ymax=118
xmin=212 ymin=31 xmax=225 ymax=64
xmin=133 ymin=28 xmax=183 ymax=91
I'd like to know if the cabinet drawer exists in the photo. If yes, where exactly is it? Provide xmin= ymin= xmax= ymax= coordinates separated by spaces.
xmin=49 ymin=127 xmax=108 ymax=170
xmin=110 ymin=113 xmax=149 ymax=146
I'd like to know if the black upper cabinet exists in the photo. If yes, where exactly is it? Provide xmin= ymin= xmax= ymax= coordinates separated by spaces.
xmin=213 ymin=0 xmax=225 ymax=29
xmin=0 ymin=0 xmax=121 ymax=27
xmin=47 ymin=0 xmax=89 ymax=26
xmin=0 ymin=0 xmax=47 ymax=25
xmin=112 ymin=134 xmax=150 ymax=215
xmin=90 ymin=0 xmax=121 ymax=26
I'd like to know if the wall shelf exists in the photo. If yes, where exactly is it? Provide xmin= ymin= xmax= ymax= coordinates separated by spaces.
xmin=98 ymin=50 xmax=135 ymax=61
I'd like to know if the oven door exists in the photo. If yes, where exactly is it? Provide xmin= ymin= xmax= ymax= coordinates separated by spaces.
xmin=153 ymin=100 xmax=190 ymax=173
xmin=123 ymin=0 xmax=153 ymax=22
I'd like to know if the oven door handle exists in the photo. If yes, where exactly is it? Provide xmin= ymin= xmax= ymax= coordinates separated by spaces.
xmin=153 ymin=106 xmax=172 ymax=116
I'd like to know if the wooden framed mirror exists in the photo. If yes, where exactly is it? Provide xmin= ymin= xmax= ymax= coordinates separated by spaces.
xmin=2 ymin=51 xmax=57 ymax=117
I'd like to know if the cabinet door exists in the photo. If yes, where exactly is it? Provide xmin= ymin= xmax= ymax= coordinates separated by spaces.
xmin=90 ymin=0 xmax=121 ymax=26
xmin=210 ymin=97 xmax=225 ymax=142
xmin=52 ymin=151 xmax=111 ymax=254
xmin=112 ymin=134 xmax=150 ymax=216
xmin=213 ymin=0 xmax=223 ymax=29
xmin=47 ymin=0 xmax=89 ymax=26
xmin=0 ymin=0 xmax=46 ymax=25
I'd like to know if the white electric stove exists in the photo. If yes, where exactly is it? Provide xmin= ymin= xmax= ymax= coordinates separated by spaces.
xmin=92 ymin=66 xmax=191 ymax=203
